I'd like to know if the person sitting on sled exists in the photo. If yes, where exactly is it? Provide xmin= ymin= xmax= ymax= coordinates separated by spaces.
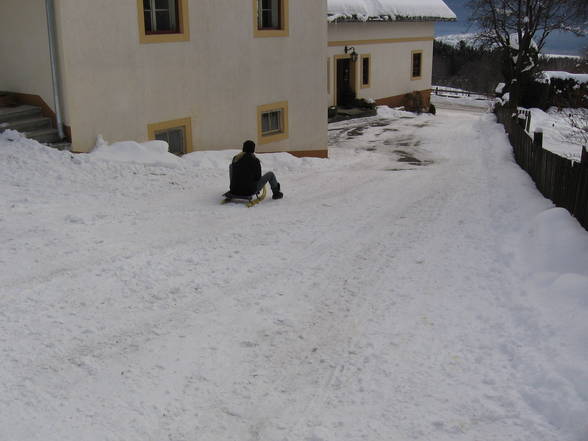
xmin=229 ymin=140 xmax=283 ymax=199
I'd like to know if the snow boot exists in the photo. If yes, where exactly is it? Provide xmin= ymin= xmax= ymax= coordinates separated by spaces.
xmin=272 ymin=183 xmax=283 ymax=199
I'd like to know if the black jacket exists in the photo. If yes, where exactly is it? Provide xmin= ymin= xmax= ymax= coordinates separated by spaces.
xmin=230 ymin=152 xmax=261 ymax=196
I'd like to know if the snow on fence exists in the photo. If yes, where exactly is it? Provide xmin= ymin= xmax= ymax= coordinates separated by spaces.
xmin=433 ymin=87 xmax=494 ymax=99
xmin=495 ymin=103 xmax=588 ymax=231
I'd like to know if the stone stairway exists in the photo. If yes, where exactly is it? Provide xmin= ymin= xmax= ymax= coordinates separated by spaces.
xmin=0 ymin=104 xmax=67 ymax=147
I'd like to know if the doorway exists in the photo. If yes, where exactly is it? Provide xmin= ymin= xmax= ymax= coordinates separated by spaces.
xmin=336 ymin=57 xmax=356 ymax=107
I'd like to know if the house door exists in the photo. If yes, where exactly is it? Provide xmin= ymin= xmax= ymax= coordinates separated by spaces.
xmin=336 ymin=58 xmax=356 ymax=107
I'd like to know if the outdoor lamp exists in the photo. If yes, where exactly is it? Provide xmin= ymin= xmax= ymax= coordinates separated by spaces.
xmin=344 ymin=45 xmax=358 ymax=62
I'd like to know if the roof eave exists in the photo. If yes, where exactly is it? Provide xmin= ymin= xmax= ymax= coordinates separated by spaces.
xmin=327 ymin=15 xmax=457 ymax=24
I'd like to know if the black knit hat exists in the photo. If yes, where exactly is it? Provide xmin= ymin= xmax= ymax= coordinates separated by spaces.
xmin=243 ymin=140 xmax=256 ymax=153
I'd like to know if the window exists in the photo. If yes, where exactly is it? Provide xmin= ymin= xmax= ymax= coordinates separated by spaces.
xmin=361 ymin=55 xmax=371 ymax=88
xmin=138 ymin=0 xmax=190 ymax=43
xmin=257 ymin=102 xmax=289 ymax=145
xmin=259 ymin=0 xmax=281 ymax=29
xmin=155 ymin=126 xmax=185 ymax=155
xmin=147 ymin=117 xmax=193 ymax=155
xmin=254 ymin=0 xmax=288 ymax=37
xmin=261 ymin=110 xmax=282 ymax=135
xmin=411 ymin=51 xmax=423 ymax=80
xmin=144 ymin=0 xmax=177 ymax=33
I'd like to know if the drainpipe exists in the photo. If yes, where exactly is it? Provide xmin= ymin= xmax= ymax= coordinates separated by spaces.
xmin=45 ymin=0 xmax=65 ymax=140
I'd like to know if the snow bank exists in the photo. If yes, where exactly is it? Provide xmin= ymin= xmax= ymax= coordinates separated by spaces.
xmin=0 ymin=130 xmax=87 ymax=188
xmin=0 ymin=129 xmax=328 ymax=198
xmin=327 ymin=0 xmax=456 ymax=22
xmin=183 ymin=149 xmax=328 ymax=172
xmin=516 ymin=207 xmax=588 ymax=440
xmin=90 ymin=135 xmax=181 ymax=167
xmin=541 ymin=54 xmax=582 ymax=60
xmin=182 ymin=149 xmax=237 ymax=169
xmin=376 ymin=105 xmax=417 ymax=118
xmin=0 ymin=130 xmax=200 ymax=205
xmin=521 ymin=208 xmax=588 ymax=277
xmin=538 ymin=71 xmax=588 ymax=85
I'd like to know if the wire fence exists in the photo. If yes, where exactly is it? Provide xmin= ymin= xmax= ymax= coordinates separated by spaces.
xmin=495 ymin=103 xmax=588 ymax=231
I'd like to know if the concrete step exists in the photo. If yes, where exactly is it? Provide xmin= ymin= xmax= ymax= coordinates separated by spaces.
xmin=0 ymin=116 xmax=52 ymax=133
xmin=46 ymin=141 xmax=72 ymax=151
xmin=24 ymin=127 xmax=61 ymax=144
xmin=0 ymin=105 xmax=42 ymax=123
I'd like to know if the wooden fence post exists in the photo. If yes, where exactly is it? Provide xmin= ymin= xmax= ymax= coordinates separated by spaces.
xmin=534 ymin=130 xmax=543 ymax=149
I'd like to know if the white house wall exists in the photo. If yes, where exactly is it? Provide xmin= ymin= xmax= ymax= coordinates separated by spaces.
xmin=0 ymin=0 xmax=54 ymax=109
xmin=54 ymin=0 xmax=327 ymax=154
xmin=328 ymin=21 xmax=434 ymax=106
xmin=329 ymin=21 xmax=434 ymax=42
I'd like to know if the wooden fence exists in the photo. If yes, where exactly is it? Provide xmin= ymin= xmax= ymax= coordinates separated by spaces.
xmin=495 ymin=104 xmax=588 ymax=231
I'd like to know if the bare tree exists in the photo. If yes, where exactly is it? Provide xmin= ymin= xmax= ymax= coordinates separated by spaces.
xmin=468 ymin=0 xmax=588 ymax=107
xmin=571 ymin=0 xmax=588 ymax=20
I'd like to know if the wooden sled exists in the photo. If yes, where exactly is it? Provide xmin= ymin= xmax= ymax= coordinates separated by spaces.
xmin=222 ymin=184 xmax=267 ymax=207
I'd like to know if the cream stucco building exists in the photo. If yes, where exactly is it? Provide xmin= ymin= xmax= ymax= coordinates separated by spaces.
xmin=327 ymin=1 xmax=456 ymax=110
xmin=1 ymin=0 xmax=328 ymax=157
xmin=0 ymin=0 xmax=454 ymax=157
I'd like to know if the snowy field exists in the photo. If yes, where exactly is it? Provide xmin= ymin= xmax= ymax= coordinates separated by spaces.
xmin=1 ymin=103 xmax=587 ymax=441
xmin=431 ymin=87 xmax=494 ymax=112
xmin=527 ymin=107 xmax=588 ymax=162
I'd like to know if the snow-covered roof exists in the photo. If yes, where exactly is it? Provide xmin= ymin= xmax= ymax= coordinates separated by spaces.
xmin=327 ymin=0 xmax=456 ymax=23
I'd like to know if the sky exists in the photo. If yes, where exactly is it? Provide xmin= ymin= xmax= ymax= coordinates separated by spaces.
xmin=436 ymin=0 xmax=588 ymax=56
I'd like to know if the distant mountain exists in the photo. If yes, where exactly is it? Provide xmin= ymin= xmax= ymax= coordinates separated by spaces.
xmin=436 ymin=0 xmax=587 ymax=56
xmin=435 ymin=33 xmax=482 ymax=48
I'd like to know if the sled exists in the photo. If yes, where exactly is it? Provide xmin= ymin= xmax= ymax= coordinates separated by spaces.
xmin=222 ymin=184 xmax=267 ymax=207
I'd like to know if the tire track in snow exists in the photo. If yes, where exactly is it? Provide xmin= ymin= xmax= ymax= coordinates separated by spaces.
xmin=2 ymin=168 xmax=434 ymax=440
xmin=224 ymin=155 xmax=463 ymax=439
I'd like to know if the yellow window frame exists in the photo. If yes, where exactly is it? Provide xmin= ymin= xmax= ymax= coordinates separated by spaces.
xmin=253 ymin=0 xmax=289 ymax=37
xmin=257 ymin=101 xmax=289 ymax=145
xmin=360 ymin=54 xmax=371 ymax=88
xmin=411 ymin=50 xmax=423 ymax=80
xmin=137 ymin=0 xmax=190 ymax=44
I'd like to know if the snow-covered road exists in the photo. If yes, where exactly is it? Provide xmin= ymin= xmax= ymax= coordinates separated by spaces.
xmin=1 ymin=107 xmax=587 ymax=441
